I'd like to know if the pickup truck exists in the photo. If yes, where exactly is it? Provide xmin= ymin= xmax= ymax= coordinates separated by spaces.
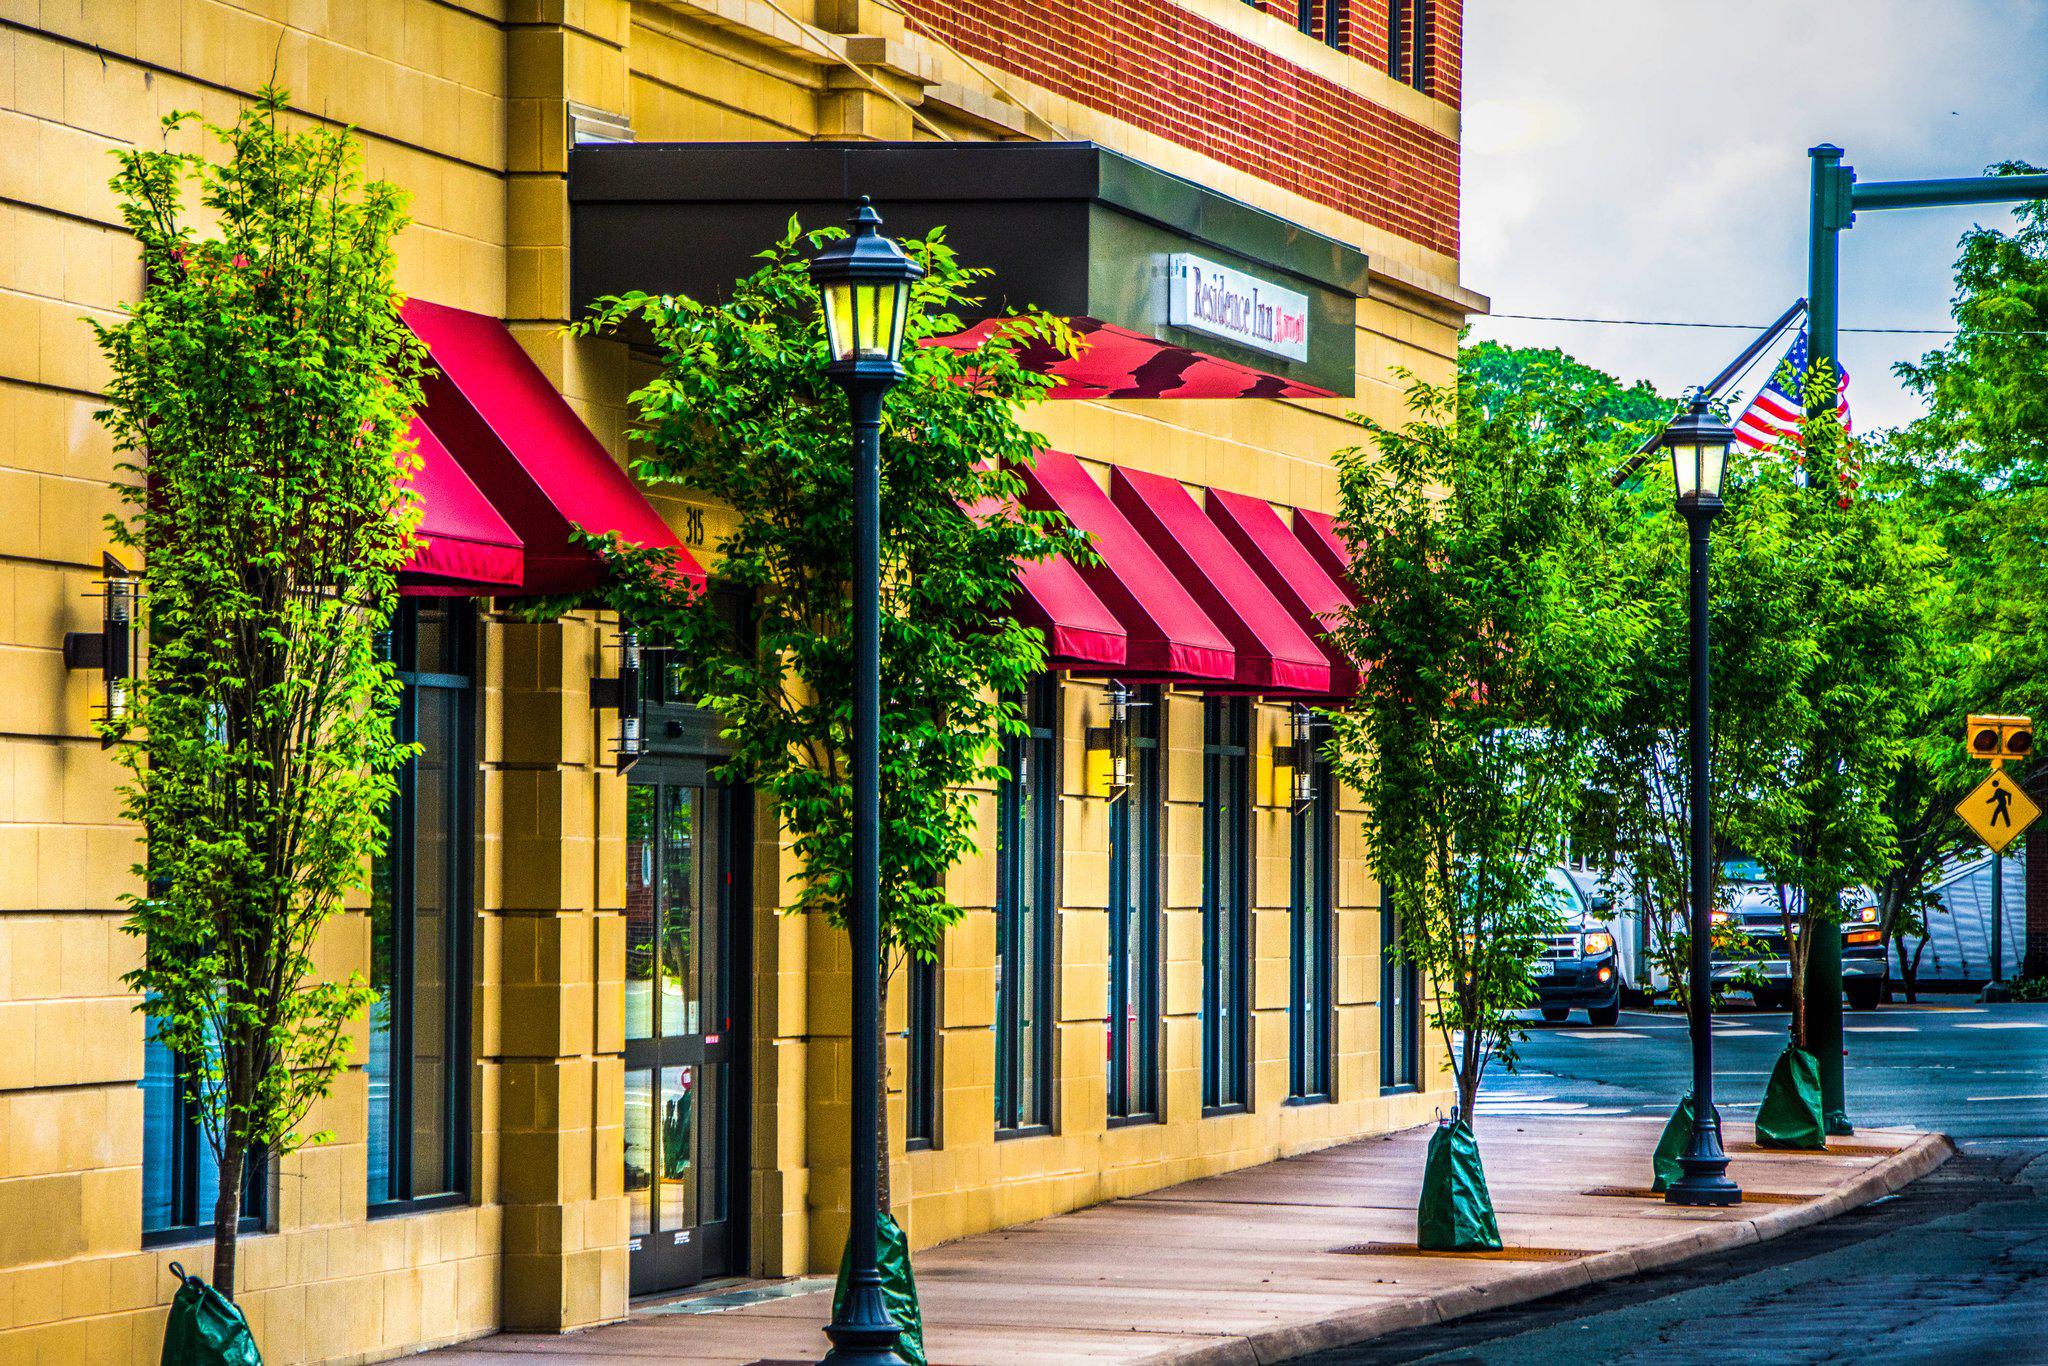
xmin=1710 ymin=875 xmax=1888 ymax=1011
xmin=1531 ymin=866 xmax=1628 ymax=1027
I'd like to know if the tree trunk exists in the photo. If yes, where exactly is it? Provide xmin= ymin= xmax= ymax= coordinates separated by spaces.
xmin=875 ymin=966 xmax=892 ymax=1216
xmin=211 ymin=1138 xmax=246 ymax=1301
xmin=1894 ymin=935 xmax=1920 ymax=1004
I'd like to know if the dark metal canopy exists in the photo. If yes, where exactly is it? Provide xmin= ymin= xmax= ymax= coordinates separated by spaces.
xmin=568 ymin=141 xmax=1371 ymax=396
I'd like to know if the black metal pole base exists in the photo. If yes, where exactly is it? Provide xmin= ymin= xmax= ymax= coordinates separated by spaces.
xmin=1666 ymin=1110 xmax=1742 ymax=1207
xmin=1824 ymin=1108 xmax=1855 ymax=1138
xmin=822 ymin=1278 xmax=902 ymax=1365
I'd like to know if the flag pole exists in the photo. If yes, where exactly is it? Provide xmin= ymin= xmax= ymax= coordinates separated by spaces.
xmin=1611 ymin=298 xmax=1809 ymax=486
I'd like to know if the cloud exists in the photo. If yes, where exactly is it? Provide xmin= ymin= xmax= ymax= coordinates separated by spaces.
xmin=1461 ymin=0 xmax=2048 ymax=432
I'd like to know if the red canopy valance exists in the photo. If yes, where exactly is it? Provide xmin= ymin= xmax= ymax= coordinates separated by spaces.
xmin=402 ymin=299 xmax=707 ymax=596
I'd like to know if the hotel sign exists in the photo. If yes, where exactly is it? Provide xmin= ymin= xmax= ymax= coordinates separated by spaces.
xmin=1168 ymin=253 xmax=1311 ymax=363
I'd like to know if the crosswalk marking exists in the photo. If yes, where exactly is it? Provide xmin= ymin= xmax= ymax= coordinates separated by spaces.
xmin=1845 ymin=1025 xmax=1916 ymax=1033
xmin=1957 ymin=1021 xmax=2048 ymax=1030
xmin=1558 ymin=1030 xmax=1648 ymax=1039
xmin=1964 ymin=1093 xmax=2048 ymax=1103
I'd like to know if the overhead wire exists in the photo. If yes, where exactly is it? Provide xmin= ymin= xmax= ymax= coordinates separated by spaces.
xmin=1484 ymin=311 xmax=2048 ymax=337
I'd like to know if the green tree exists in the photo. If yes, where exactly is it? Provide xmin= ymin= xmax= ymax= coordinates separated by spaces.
xmin=1747 ymin=368 xmax=1934 ymax=1049
xmin=1861 ymin=435 xmax=1976 ymax=999
xmin=564 ymin=224 xmax=1086 ymax=1216
xmin=92 ymin=91 xmax=420 ymax=1299
xmin=1593 ymin=444 xmax=1817 ymax=1010
xmin=1325 ymin=365 xmax=1648 ymax=1126
xmin=1463 ymin=338 xmax=1672 ymax=441
xmin=1893 ymin=168 xmax=2048 ymax=974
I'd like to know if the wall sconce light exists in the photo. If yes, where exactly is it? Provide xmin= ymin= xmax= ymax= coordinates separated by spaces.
xmin=590 ymin=627 xmax=645 ymax=772
xmin=63 ymin=553 xmax=137 ymax=744
xmin=1272 ymin=703 xmax=1318 ymax=809
xmin=1085 ymin=681 xmax=1133 ymax=800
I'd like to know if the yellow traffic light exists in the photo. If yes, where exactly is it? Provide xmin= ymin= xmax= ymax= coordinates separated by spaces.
xmin=1966 ymin=714 xmax=2033 ymax=764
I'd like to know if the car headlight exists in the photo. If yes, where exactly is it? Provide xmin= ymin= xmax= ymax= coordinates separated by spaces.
xmin=1710 ymin=910 xmax=1731 ymax=926
xmin=1582 ymin=930 xmax=1615 ymax=956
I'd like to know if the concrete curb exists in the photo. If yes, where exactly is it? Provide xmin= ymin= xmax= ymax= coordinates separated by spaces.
xmin=1161 ymin=1130 xmax=1957 ymax=1366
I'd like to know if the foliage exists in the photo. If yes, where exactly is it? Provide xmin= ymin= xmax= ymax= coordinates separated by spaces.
xmin=1895 ymin=164 xmax=2048 ymax=724
xmin=1860 ymin=434 xmax=1978 ymax=994
xmin=1462 ymin=339 xmax=1672 ymax=445
xmin=92 ymin=90 xmax=420 ymax=1297
xmin=564 ymin=224 xmax=1087 ymax=1204
xmin=1591 ymin=440 xmax=1819 ymax=1011
xmin=1324 ymin=364 xmax=1649 ymax=1125
xmin=1893 ymin=167 xmax=2048 ymax=972
xmin=568 ymin=223 xmax=1083 ymax=958
xmin=1740 ymin=363 xmax=1936 ymax=1047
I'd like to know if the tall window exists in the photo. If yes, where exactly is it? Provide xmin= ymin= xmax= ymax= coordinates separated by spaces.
xmin=142 ymin=1019 xmax=267 ymax=1243
xmin=1380 ymin=901 xmax=1420 ymax=1091
xmin=1202 ymin=697 xmax=1252 ymax=1113
xmin=905 ymin=953 xmax=939 ymax=1149
xmin=1296 ymin=0 xmax=1345 ymax=47
xmin=995 ymin=676 xmax=1058 ymax=1133
xmin=1107 ymin=685 xmax=1162 ymax=1122
xmin=1387 ymin=0 xmax=1430 ymax=91
xmin=368 ymin=601 xmax=474 ymax=1211
xmin=1289 ymin=734 xmax=1336 ymax=1102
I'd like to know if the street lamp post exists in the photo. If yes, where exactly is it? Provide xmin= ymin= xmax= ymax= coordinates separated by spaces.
xmin=1661 ymin=393 xmax=1742 ymax=1208
xmin=810 ymin=197 xmax=923 ymax=1365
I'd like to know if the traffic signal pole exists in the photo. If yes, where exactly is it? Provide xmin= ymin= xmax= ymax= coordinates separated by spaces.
xmin=1804 ymin=145 xmax=2048 ymax=1135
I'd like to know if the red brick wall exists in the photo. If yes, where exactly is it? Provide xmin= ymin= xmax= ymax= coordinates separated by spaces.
xmin=906 ymin=0 xmax=1462 ymax=258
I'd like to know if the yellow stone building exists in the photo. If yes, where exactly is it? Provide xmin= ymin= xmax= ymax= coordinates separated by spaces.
xmin=0 ymin=1 xmax=1479 ymax=1360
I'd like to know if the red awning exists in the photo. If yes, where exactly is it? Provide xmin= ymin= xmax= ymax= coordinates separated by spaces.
xmin=401 ymin=299 xmax=707 ymax=595
xmin=1013 ymin=555 xmax=1128 ymax=668
xmin=1205 ymin=490 xmax=1358 ymax=694
xmin=1292 ymin=507 xmax=1355 ymax=594
xmin=399 ymin=417 xmax=525 ymax=596
xmin=962 ymin=494 xmax=1127 ymax=669
xmin=1110 ymin=468 xmax=1330 ymax=694
xmin=1017 ymin=451 xmax=1234 ymax=681
xmin=932 ymin=318 xmax=1334 ymax=400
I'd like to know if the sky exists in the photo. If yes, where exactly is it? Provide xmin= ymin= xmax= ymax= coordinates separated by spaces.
xmin=1461 ymin=0 xmax=2048 ymax=433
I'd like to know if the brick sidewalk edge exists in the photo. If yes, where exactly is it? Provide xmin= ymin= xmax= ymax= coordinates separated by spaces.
xmin=1158 ymin=1131 xmax=1958 ymax=1366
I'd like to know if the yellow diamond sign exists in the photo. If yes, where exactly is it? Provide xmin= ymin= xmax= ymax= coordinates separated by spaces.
xmin=1957 ymin=769 xmax=2040 ymax=854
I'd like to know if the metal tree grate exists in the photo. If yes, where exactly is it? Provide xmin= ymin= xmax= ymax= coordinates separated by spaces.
xmin=1583 ymin=1185 xmax=1809 ymax=1205
xmin=1328 ymin=1242 xmax=1588 ymax=1261
xmin=1731 ymin=1141 xmax=1899 ymax=1158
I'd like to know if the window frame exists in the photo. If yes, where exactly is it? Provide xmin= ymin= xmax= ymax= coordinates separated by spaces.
xmin=367 ymin=600 xmax=476 ymax=1218
xmin=1106 ymin=685 xmax=1163 ymax=1126
xmin=1387 ymin=0 xmax=1430 ymax=91
xmin=995 ymin=675 xmax=1059 ymax=1136
xmin=904 ymin=951 xmax=940 ymax=1150
xmin=1380 ymin=899 xmax=1421 ymax=1093
xmin=1201 ymin=696 xmax=1253 ymax=1116
xmin=1288 ymin=745 xmax=1337 ymax=1104
xmin=141 ymin=1019 xmax=269 ymax=1247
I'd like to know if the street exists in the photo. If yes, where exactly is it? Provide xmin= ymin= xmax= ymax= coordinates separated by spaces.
xmin=1302 ymin=1001 xmax=2048 ymax=1364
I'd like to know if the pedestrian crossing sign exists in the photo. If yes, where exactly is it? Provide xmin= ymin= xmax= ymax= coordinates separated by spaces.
xmin=1957 ymin=769 xmax=2040 ymax=854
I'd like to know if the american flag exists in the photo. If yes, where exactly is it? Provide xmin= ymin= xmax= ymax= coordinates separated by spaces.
xmin=1733 ymin=327 xmax=1851 ymax=450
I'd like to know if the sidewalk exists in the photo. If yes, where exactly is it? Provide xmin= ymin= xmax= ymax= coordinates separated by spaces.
xmin=426 ymin=1117 xmax=1951 ymax=1365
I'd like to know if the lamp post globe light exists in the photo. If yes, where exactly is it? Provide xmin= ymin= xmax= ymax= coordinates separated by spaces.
xmin=1662 ymin=392 xmax=1742 ymax=1208
xmin=810 ymin=198 xmax=923 ymax=1364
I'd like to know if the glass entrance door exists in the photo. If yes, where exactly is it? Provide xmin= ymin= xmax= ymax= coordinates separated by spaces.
xmin=624 ymin=770 xmax=741 ymax=1294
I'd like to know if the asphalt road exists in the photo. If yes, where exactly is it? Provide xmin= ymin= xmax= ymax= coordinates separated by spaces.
xmin=1300 ymin=999 xmax=2048 ymax=1365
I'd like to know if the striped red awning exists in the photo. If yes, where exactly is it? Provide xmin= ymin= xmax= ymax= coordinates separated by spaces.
xmin=932 ymin=318 xmax=1334 ymax=401
xmin=962 ymin=493 xmax=1127 ymax=669
xmin=1111 ymin=468 xmax=1331 ymax=694
xmin=1017 ymin=451 xmax=1234 ymax=681
xmin=402 ymin=299 xmax=707 ymax=595
xmin=398 ymin=417 xmax=525 ymax=595
xmin=1291 ymin=507 xmax=1354 ymax=593
xmin=1206 ymin=490 xmax=1358 ymax=695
